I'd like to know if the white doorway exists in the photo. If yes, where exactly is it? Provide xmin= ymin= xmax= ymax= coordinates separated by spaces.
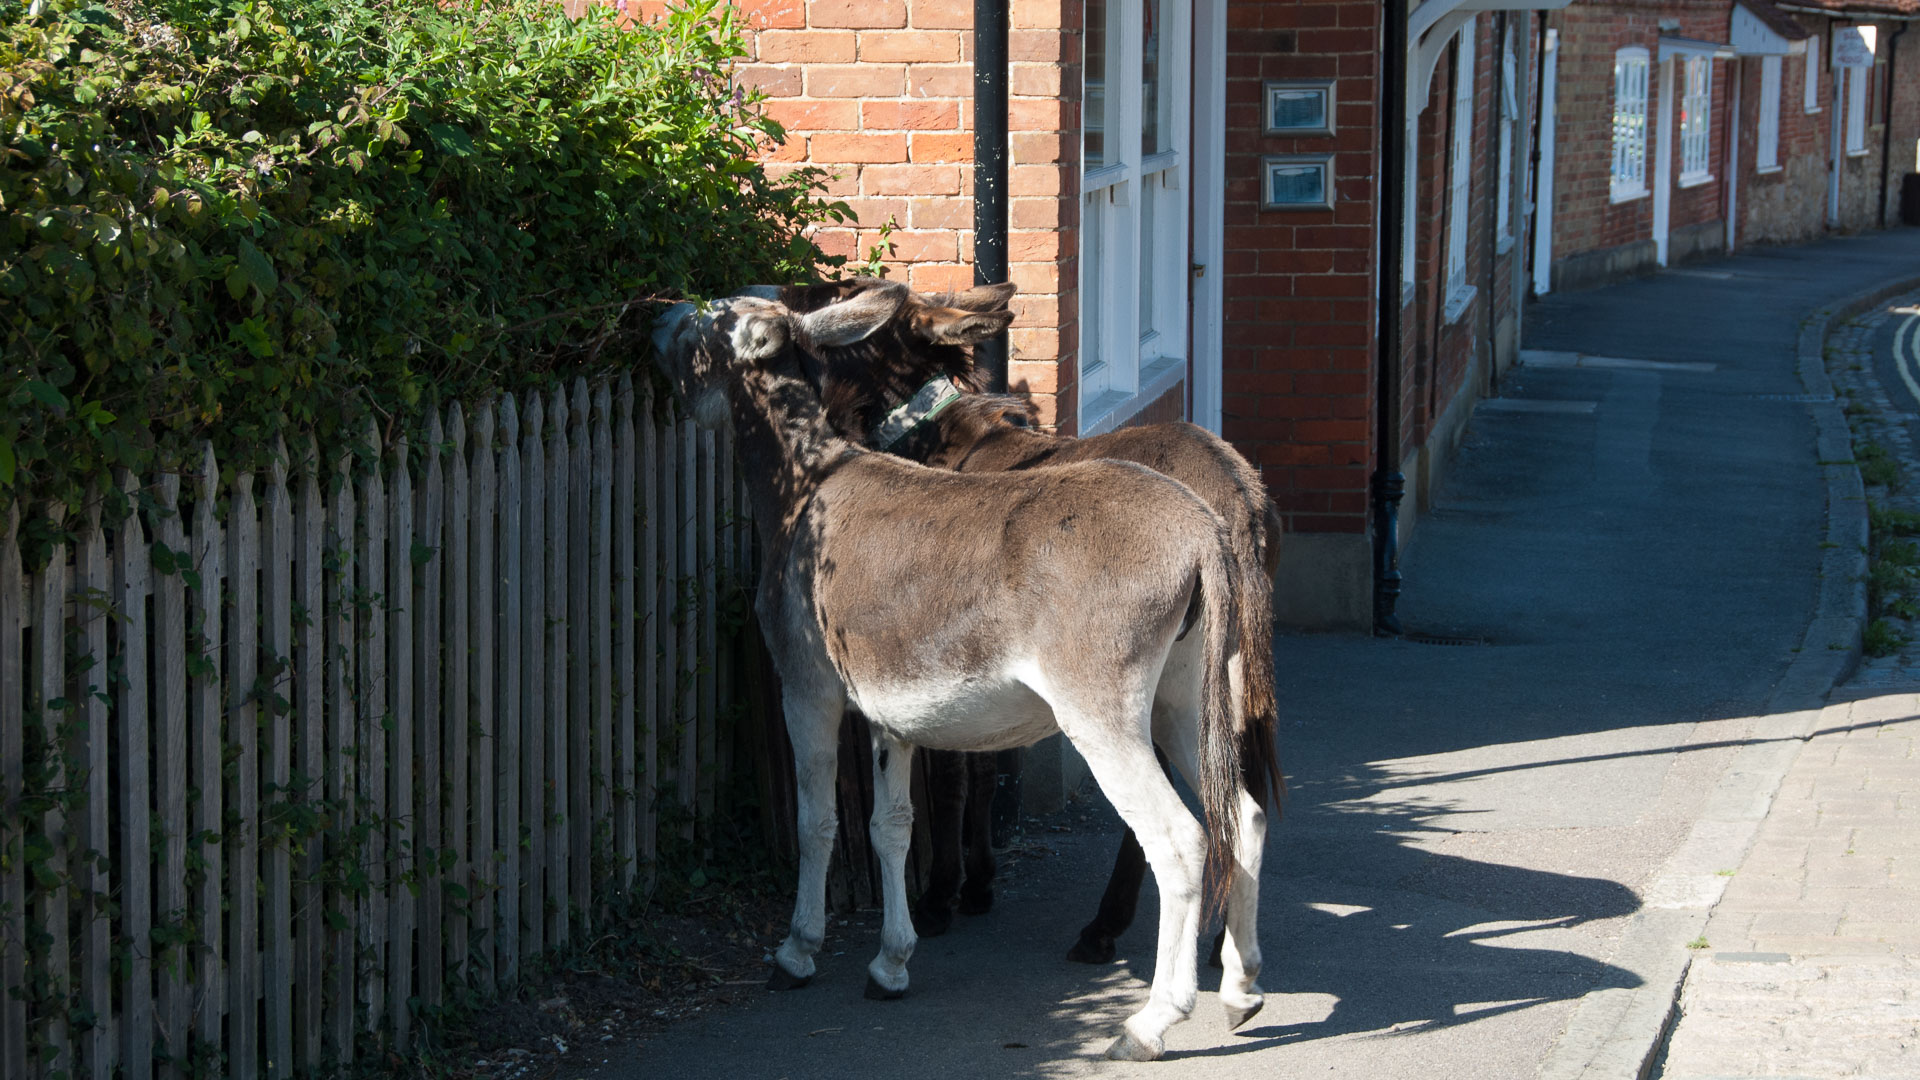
xmin=1532 ymin=28 xmax=1558 ymax=295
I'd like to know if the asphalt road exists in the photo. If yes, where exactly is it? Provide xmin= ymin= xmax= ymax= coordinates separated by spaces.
xmin=1870 ymin=301 xmax=1920 ymax=416
xmin=588 ymin=229 xmax=1920 ymax=1080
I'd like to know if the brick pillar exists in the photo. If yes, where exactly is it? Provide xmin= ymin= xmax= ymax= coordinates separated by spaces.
xmin=1220 ymin=0 xmax=1380 ymax=629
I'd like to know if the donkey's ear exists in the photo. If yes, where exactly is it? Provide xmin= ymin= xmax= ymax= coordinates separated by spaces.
xmin=799 ymin=280 xmax=909 ymax=346
xmin=909 ymin=306 xmax=1015 ymax=346
xmin=943 ymin=281 xmax=1018 ymax=312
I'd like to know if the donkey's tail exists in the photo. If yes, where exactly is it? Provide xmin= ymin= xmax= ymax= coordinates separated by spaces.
xmin=1234 ymin=500 xmax=1285 ymax=817
xmin=1195 ymin=529 xmax=1244 ymax=920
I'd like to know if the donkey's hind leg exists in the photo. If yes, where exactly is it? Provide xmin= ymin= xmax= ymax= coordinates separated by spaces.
xmin=1218 ymin=785 xmax=1269 ymax=1029
xmin=866 ymin=730 xmax=918 ymax=999
xmin=770 ymin=688 xmax=844 ymax=990
xmin=913 ymin=749 xmax=966 ymax=937
xmin=1062 ymin=718 xmax=1206 ymax=1062
xmin=1158 ymin=725 xmax=1267 ymax=1029
xmin=958 ymin=750 xmax=999 ymax=915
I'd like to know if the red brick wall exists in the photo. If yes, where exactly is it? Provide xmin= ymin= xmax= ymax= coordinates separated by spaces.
xmin=724 ymin=0 xmax=1080 ymax=429
xmin=1545 ymin=3 xmax=1741 ymax=278
xmin=1736 ymin=30 xmax=1831 ymax=245
xmin=1400 ymin=15 xmax=1531 ymax=472
xmin=1219 ymin=0 xmax=1380 ymax=536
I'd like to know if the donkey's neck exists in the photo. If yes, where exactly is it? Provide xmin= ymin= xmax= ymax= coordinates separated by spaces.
xmin=727 ymin=363 xmax=860 ymax=549
xmin=925 ymin=415 xmax=1063 ymax=472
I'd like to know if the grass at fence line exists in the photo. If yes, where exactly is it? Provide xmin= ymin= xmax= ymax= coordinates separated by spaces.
xmin=1 ymin=0 xmax=849 ymax=555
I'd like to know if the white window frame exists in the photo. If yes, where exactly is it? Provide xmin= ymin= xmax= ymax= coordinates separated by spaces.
xmin=1805 ymin=34 xmax=1822 ymax=113
xmin=1078 ymin=0 xmax=1191 ymax=435
xmin=1611 ymin=46 xmax=1651 ymax=202
xmin=1679 ymin=55 xmax=1713 ymax=186
xmin=1443 ymin=24 xmax=1476 ymax=321
xmin=1757 ymin=54 xmax=1782 ymax=172
xmin=1845 ymin=63 xmax=1869 ymax=155
xmin=1496 ymin=24 xmax=1518 ymax=248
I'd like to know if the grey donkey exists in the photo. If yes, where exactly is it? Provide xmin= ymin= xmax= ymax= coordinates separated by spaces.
xmin=652 ymin=282 xmax=1267 ymax=1059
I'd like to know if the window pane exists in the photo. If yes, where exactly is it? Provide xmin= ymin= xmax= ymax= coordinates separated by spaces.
xmin=1142 ymin=0 xmax=1171 ymax=155
xmin=1085 ymin=0 xmax=1107 ymax=170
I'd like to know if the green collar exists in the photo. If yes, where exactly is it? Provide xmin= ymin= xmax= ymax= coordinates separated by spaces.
xmin=871 ymin=376 xmax=963 ymax=451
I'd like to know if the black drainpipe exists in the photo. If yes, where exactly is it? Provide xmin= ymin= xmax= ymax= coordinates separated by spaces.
xmin=974 ymin=0 xmax=1022 ymax=844
xmin=1879 ymin=23 xmax=1908 ymax=229
xmin=1374 ymin=0 xmax=1410 ymax=636
xmin=1528 ymin=15 xmax=1551 ymax=295
xmin=975 ymin=0 xmax=1010 ymax=394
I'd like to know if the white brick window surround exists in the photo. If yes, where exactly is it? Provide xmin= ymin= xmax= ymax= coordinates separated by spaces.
xmin=1496 ymin=24 xmax=1517 ymax=247
xmin=1758 ymin=55 xmax=1782 ymax=172
xmin=1805 ymin=34 xmax=1822 ymax=113
xmin=1080 ymin=0 xmax=1191 ymax=434
xmin=1679 ymin=55 xmax=1712 ymax=186
xmin=1845 ymin=63 xmax=1868 ymax=155
xmin=1444 ymin=24 xmax=1475 ymax=321
xmin=1612 ymin=46 xmax=1650 ymax=201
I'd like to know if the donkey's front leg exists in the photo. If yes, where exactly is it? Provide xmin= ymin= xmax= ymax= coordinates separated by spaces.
xmin=865 ymin=731 xmax=918 ymax=999
xmin=770 ymin=689 xmax=844 ymax=990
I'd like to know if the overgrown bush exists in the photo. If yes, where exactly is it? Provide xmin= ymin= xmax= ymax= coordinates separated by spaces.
xmin=1 ymin=0 xmax=848 ymax=519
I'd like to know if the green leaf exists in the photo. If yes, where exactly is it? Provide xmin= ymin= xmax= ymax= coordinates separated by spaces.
xmin=236 ymin=239 xmax=278 ymax=296
xmin=0 ymin=437 xmax=14 ymax=487
xmin=425 ymin=123 xmax=476 ymax=158
xmin=24 ymin=381 xmax=69 ymax=413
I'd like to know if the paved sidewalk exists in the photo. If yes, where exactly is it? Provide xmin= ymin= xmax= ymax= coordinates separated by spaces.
xmin=589 ymin=231 xmax=1920 ymax=1080
xmin=1659 ymin=691 xmax=1920 ymax=1079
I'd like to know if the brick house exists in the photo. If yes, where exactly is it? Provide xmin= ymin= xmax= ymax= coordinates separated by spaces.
xmin=1536 ymin=0 xmax=1920 ymax=291
xmin=699 ymin=0 xmax=1585 ymax=636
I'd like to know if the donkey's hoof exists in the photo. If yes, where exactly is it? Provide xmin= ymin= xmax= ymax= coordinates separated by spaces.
xmin=1208 ymin=930 xmax=1226 ymax=970
xmin=1224 ymin=999 xmax=1264 ymax=1031
xmin=766 ymin=966 xmax=813 ymax=992
xmin=1066 ymin=932 xmax=1116 ymax=965
xmin=864 ymin=974 xmax=908 ymax=1001
xmin=1105 ymin=1031 xmax=1163 ymax=1062
xmin=914 ymin=903 xmax=954 ymax=938
xmin=958 ymin=887 xmax=995 ymax=916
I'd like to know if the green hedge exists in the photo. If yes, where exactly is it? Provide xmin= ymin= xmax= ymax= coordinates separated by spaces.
xmin=1 ymin=0 xmax=848 ymax=520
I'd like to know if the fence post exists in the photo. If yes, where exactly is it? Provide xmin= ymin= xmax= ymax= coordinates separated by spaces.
xmin=386 ymin=433 xmax=414 ymax=1046
xmin=75 ymin=489 xmax=113 ymax=1080
xmin=262 ymin=440 xmax=297 ymax=1076
xmin=324 ymin=449 xmax=357 ymax=1066
xmin=152 ymin=473 xmax=189 ymax=1079
xmin=444 ymin=403 xmax=470 ymax=986
xmin=495 ymin=396 xmax=522 ymax=985
xmin=469 ymin=403 xmax=497 ymax=995
xmin=291 ymin=439 xmax=325 ymax=1071
xmin=111 ymin=472 xmax=154 ymax=1080
xmin=520 ymin=395 xmax=547 ymax=962
xmin=187 ymin=446 xmax=224 ymax=1069
xmin=355 ymin=419 xmax=387 ymax=1032
xmin=412 ymin=416 xmax=445 ymax=1010
xmin=229 ymin=463 xmax=262 ymax=1075
xmin=568 ymin=379 xmax=591 ymax=931
xmin=590 ymin=382 xmax=614 ymax=916
xmin=613 ymin=376 xmax=638 ymax=895
xmin=543 ymin=385 xmax=569 ymax=949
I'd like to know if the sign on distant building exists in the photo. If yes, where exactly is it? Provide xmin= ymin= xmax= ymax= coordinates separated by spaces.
xmin=1834 ymin=26 xmax=1877 ymax=69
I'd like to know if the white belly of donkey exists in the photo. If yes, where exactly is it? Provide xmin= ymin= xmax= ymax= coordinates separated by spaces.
xmin=848 ymin=659 xmax=1060 ymax=752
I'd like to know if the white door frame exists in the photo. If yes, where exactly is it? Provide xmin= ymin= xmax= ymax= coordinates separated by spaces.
xmin=1190 ymin=0 xmax=1227 ymax=433
xmin=1532 ymin=27 xmax=1558 ymax=294
xmin=1653 ymin=54 xmax=1676 ymax=265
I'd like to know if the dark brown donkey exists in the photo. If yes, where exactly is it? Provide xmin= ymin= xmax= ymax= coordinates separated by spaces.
xmin=771 ymin=279 xmax=1285 ymax=965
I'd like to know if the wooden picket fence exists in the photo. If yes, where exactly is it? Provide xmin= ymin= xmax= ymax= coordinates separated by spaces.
xmin=0 ymin=375 xmax=768 ymax=1080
